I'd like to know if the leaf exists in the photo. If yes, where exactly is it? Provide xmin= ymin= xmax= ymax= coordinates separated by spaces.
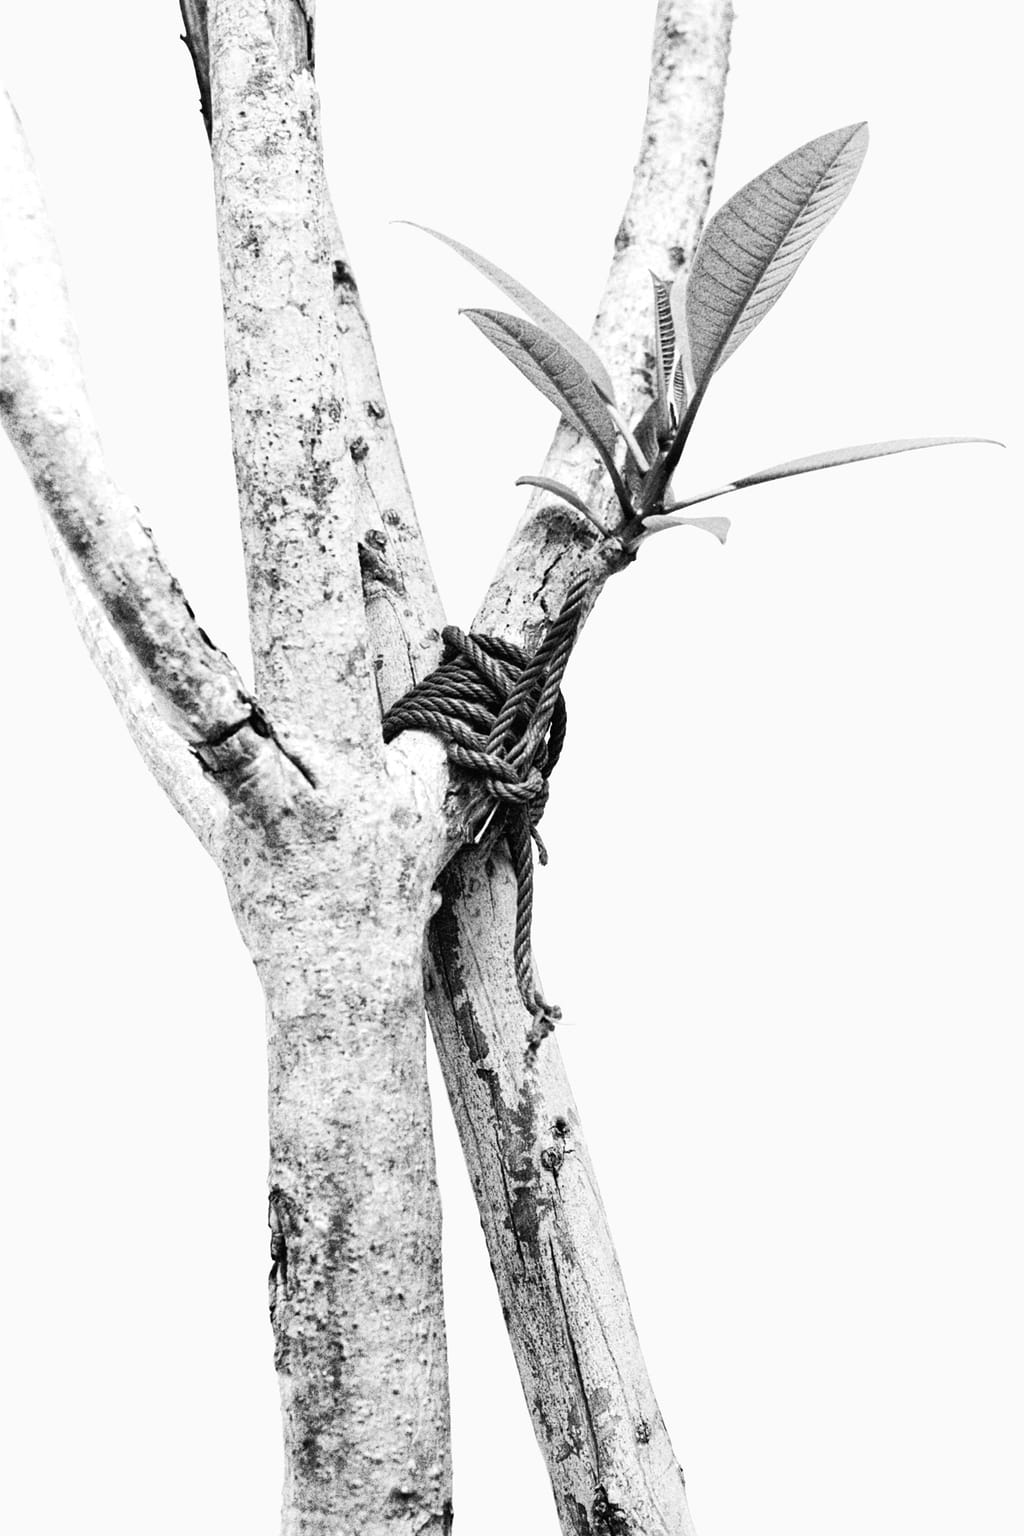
xmin=634 ymin=399 xmax=663 ymax=466
xmin=515 ymin=476 xmax=609 ymax=534
xmin=638 ymin=514 xmax=731 ymax=544
xmin=400 ymin=222 xmax=616 ymax=403
xmin=672 ymin=353 xmax=688 ymax=420
xmin=463 ymin=308 xmax=630 ymax=511
xmin=662 ymin=436 xmax=1002 ymax=513
xmin=686 ymin=123 xmax=870 ymax=389
xmin=650 ymin=272 xmax=675 ymax=428
xmin=669 ymin=273 xmax=697 ymax=409
xmin=623 ymin=401 xmax=661 ymax=497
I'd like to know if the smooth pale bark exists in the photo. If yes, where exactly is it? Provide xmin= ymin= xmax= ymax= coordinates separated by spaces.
xmin=41 ymin=524 xmax=227 ymax=856
xmin=425 ymin=4 xmax=734 ymax=1531
xmin=203 ymin=3 xmax=455 ymax=1528
xmin=222 ymin=749 xmax=452 ymax=1536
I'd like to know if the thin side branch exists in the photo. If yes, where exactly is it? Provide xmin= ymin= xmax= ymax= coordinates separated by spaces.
xmin=325 ymin=206 xmax=447 ymax=708
xmin=0 ymin=90 xmax=307 ymax=836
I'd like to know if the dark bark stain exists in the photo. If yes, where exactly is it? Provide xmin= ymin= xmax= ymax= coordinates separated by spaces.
xmin=571 ymin=1498 xmax=594 ymax=1535
xmin=431 ymin=871 xmax=552 ymax=1261
xmin=431 ymin=869 xmax=490 ymax=1068
xmin=107 ymin=592 xmax=158 ymax=674
xmin=549 ymin=1237 xmax=600 ymax=1473
xmin=591 ymin=1485 xmax=631 ymax=1534
xmin=332 ymin=259 xmax=358 ymax=301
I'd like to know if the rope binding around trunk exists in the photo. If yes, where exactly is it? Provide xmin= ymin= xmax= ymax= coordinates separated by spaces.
xmin=382 ymin=574 xmax=590 ymax=1048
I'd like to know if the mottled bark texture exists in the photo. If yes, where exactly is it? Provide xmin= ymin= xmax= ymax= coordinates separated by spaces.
xmin=222 ymin=753 xmax=452 ymax=1536
xmin=0 ymin=88 xmax=303 ymax=837
xmin=204 ymin=2 xmax=454 ymax=1530
xmin=424 ymin=3 xmax=733 ymax=1531
xmin=3 ymin=1 xmax=733 ymax=1533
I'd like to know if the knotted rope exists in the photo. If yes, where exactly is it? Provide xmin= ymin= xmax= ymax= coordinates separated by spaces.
xmin=383 ymin=574 xmax=590 ymax=1045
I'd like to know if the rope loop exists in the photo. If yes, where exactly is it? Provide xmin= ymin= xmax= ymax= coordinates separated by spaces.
xmin=383 ymin=574 xmax=590 ymax=1043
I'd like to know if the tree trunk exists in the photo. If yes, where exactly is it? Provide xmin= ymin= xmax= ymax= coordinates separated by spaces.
xmin=221 ymin=768 xmax=452 ymax=1534
xmin=2 ymin=2 xmax=732 ymax=1531
xmin=430 ymin=850 xmax=698 ymax=1536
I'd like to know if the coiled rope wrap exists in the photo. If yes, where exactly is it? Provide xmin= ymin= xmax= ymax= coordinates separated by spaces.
xmin=383 ymin=575 xmax=589 ymax=1044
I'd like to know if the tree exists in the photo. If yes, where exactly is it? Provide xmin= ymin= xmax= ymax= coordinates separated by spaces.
xmin=1 ymin=3 xmax=1017 ymax=1535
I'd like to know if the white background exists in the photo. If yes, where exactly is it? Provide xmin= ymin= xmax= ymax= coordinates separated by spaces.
xmin=1 ymin=3 xmax=1019 ymax=1533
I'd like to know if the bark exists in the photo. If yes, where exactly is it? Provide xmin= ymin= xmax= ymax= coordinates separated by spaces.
xmin=0 ymin=87 xmax=304 ymax=835
xmin=424 ymin=4 xmax=734 ymax=1531
xmin=204 ymin=2 xmax=455 ymax=1527
xmin=208 ymin=0 xmax=380 ymax=756
xmin=430 ymin=853 xmax=698 ymax=1536
xmin=222 ymin=750 xmax=452 ymax=1536
xmin=3 ymin=3 xmax=732 ymax=1531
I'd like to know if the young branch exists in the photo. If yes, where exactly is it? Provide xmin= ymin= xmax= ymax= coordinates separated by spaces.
xmin=180 ymin=2 xmax=446 ymax=718
xmin=481 ymin=0 xmax=734 ymax=650
xmin=206 ymin=0 xmax=407 ymax=762
xmin=0 ymin=89 xmax=305 ymax=838
xmin=325 ymin=205 xmax=448 ymax=708
xmin=424 ymin=3 xmax=734 ymax=1530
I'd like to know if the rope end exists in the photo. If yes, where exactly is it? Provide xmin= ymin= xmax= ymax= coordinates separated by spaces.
xmin=526 ymin=997 xmax=561 ymax=1051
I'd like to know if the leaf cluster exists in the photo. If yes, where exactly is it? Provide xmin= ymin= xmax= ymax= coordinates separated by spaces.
xmin=407 ymin=124 xmax=991 ymax=552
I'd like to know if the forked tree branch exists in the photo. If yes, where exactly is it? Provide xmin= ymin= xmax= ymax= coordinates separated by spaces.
xmin=424 ymin=4 xmax=734 ymax=1531
xmin=0 ymin=89 xmax=309 ymax=838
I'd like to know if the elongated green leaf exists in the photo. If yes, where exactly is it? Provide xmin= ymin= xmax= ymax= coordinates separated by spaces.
xmin=515 ymin=476 xmax=611 ymax=534
xmin=686 ymin=123 xmax=869 ymax=388
xmin=650 ymin=272 xmax=674 ymax=428
xmin=463 ymin=308 xmax=630 ymax=509
xmin=662 ymin=436 xmax=1001 ymax=513
xmin=401 ymin=221 xmax=616 ymax=403
xmin=623 ymin=400 xmax=660 ymax=497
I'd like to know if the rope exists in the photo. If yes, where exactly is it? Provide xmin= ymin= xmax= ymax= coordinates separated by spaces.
xmin=383 ymin=574 xmax=590 ymax=1046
